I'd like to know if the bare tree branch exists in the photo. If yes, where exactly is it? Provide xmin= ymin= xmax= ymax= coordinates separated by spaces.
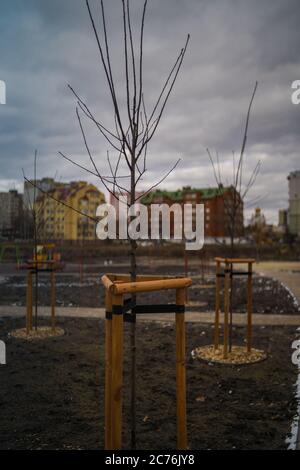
xmin=136 ymin=158 xmax=181 ymax=202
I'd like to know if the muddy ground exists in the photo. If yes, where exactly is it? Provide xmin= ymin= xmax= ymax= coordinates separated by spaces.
xmin=0 ymin=316 xmax=298 ymax=450
xmin=0 ymin=262 xmax=299 ymax=314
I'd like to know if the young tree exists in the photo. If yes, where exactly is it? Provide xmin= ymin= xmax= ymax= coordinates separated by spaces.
xmin=207 ymin=82 xmax=260 ymax=352
xmin=23 ymin=151 xmax=49 ymax=331
xmin=25 ymin=0 xmax=189 ymax=448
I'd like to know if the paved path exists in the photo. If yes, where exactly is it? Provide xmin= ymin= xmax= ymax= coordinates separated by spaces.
xmin=253 ymin=262 xmax=300 ymax=450
xmin=1 ymin=305 xmax=300 ymax=326
xmin=254 ymin=261 xmax=300 ymax=304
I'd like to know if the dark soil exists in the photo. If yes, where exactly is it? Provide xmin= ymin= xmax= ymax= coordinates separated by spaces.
xmin=0 ymin=262 xmax=299 ymax=314
xmin=0 ymin=316 xmax=298 ymax=450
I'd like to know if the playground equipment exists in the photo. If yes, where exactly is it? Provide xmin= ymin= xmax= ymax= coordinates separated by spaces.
xmin=102 ymin=273 xmax=192 ymax=450
xmin=214 ymin=257 xmax=255 ymax=359
xmin=34 ymin=244 xmax=61 ymax=268
xmin=0 ymin=243 xmax=62 ymax=268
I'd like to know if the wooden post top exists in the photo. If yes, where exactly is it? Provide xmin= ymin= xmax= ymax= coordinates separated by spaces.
xmin=214 ymin=257 xmax=256 ymax=265
xmin=102 ymin=273 xmax=192 ymax=295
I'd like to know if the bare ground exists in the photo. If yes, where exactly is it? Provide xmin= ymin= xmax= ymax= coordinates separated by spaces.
xmin=0 ymin=316 xmax=298 ymax=450
xmin=0 ymin=262 xmax=299 ymax=314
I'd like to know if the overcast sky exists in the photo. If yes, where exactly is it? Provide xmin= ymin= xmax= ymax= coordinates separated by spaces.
xmin=0 ymin=0 xmax=299 ymax=224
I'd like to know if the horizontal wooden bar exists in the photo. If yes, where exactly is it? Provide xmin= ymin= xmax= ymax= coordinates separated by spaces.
xmin=107 ymin=277 xmax=192 ymax=295
xmin=104 ymin=273 xmax=173 ymax=282
xmin=215 ymin=257 xmax=255 ymax=264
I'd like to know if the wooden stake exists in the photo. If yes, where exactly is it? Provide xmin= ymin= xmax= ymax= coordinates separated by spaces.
xmin=247 ymin=262 xmax=253 ymax=353
xmin=214 ymin=260 xmax=221 ymax=350
xmin=111 ymin=294 xmax=124 ymax=450
xmin=176 ymin=288 xmax=187 ymax=450
xmin=51 ymin=270 xmax=56 ymax=331
xmin=26 ymin=271 xmax=33 ymax=334
xmin=184 ymin=250 xmax=189 ymax=304
xmin=104 ymin=291 xmax=113 ymax=450
xmin=223 ymin=263 xmax=230 ymax=359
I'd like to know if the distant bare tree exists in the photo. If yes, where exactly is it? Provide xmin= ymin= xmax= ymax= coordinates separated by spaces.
xmin=207 ymin=82 xmax=260 ymax=352
xmin=207 ymin=82 xmax=260 ymax=257
xmin=22 ymin=151 xmax=47 ymax=331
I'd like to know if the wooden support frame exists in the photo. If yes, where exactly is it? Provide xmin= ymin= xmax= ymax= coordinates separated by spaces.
xmin=102 ymin=274 xmax=192 ymax=450
xmin=214 ymin=258 xmax=255 ymax=359
xmin=25 ymin=260 xmax=57 ymax=333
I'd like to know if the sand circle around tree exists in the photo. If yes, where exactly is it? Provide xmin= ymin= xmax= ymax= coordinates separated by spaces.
xmin=191 ymin=345 xmax=267 ymax=365
xmin=9 ymin=327 xmax=65 ymax=340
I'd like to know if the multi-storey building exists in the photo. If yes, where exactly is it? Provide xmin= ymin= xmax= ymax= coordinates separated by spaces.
xmin=278 ymin=209 xmax=288 ymax=234
xmin=287 ymin=171 xmax=300 ymax=237
xmin=35 ymin=181 xmax=105 ymax=241
xmin=0 ymin=189 xmax=23 ymax=238
xmin=141 ymin=186 xmax=244 ymax=239
xmin=23 ymin=177 xmax=65 ymax=209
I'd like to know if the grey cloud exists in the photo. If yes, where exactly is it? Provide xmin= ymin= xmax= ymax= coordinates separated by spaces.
xmin=0 ymin=0 xmax=299 ymax=224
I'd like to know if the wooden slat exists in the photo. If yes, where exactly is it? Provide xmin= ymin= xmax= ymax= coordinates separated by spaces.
xmin=214 ymin=261 xmax=221 ymax=350
xmin=104 ymin=273 xmax=178 ymax=282
xmin=247 ymin=262 xmax=253 ymax=353
xmin=51 ymin=270 xmax=56 ymax=331
xmin=111 ymin=294 xmax=124 ymax=450
xmin=223 ymin=263 xmax=230 ymax=359
xmin=176 ymin=288 xmax=188 ymax=450
xmin=104 ymin=291 xmax=113 ymax=450
xmin=215 ymin=257 xmax=255 ymax=264
xmin=26 ymin=271 xmax=33 ymax=334
xmin=111 ymin=277 xmax=192 ymax=295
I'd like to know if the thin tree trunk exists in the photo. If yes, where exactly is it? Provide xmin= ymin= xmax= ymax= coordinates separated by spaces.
xmin=34 ymin=213 xmax=38 ymax=331
xmin=33 ymin=151 xmax=38 ymax=331
xmin=130 ymin=148 xmax=137 ymax=449
xmin=229 ymin=219 xmax=235 ymax=353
